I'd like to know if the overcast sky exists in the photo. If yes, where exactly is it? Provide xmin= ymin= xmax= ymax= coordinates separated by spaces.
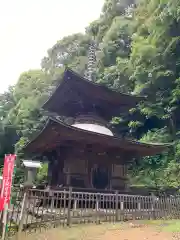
xmin=0 ymin=0 xmax=104 ymax=93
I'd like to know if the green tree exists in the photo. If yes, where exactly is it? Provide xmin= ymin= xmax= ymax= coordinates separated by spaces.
xmin=129 ymin=0 xmax=180 ymax=139
xmin=41 ymin=34 xmax=90 ymax=78
xmin=1 ymin=0 xmax=180 ymax=188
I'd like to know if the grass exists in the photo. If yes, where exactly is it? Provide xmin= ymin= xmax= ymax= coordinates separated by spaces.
xmin=142 ymin=219 xmax=180 ymax=232
xmin=13 ymin=223 xmax=122 ymax=240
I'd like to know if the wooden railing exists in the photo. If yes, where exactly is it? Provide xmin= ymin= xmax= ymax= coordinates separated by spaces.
xmin=4 ymin=188 xmax=180 ymax=238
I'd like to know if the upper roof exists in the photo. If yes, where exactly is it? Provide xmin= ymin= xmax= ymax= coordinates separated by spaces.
xmin=24 ymin=117 xmax=170 ymax=158
xmin=42 ymin=68 xmax=144 ymax=120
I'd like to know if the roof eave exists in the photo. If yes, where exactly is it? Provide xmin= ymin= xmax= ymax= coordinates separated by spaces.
xmin=23 ymin=117 xmax=171 ymax=157
xmin=42 ymin=68 xmax=145 ymax=112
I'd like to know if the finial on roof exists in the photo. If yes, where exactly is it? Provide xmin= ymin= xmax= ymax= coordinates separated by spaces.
xmin=85 ymin=38 xmax=97 ymax=81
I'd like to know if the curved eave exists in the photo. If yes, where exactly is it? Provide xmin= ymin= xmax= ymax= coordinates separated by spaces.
xmin=23 ymin=118 xmax=171 ymax=157
xmin=42 ymin=68 xmax=145 ymax=113
xmin=65 ymin=68 xmax=144 ymax=102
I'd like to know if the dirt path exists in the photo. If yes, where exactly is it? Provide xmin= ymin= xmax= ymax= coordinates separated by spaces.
xmin=18 ymin=223 xmax=179 ymax=240
xmin=99 ymin=227 xmax=174 ymax=240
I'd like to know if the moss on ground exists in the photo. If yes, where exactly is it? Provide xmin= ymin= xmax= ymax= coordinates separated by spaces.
xmin=142 ymin=219 xmax=180 ymax=232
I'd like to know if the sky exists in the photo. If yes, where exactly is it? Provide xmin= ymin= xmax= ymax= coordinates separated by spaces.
xmin=0 ymin=0 xmax=104 ymax=93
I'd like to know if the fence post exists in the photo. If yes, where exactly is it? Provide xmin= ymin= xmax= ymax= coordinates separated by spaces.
xmin=0 ymin=208 xmax=3 ymax=236
xmin=1 ymin=203 xmax=8 ymax=240
xmin=50 ymin=190 xmax=54 ymax=213
xmin=151 ymin=193 xmax=156 ymax=220
xmin=138 ymin=201 xmax=141 ymax=211
xmin=115 ymin=191 xmax=119 ymax=222
xmin=120 ymin=201 xmax=124 ymax=211
xmin=73 ymin=199 xmax=77 ymax=210
xmin=17 ymin=189 xmax=28 ymax=240
xmin=67 ymin=187 xmax=72 ymax=227
xmin=95 ymin=195 xmax=100 ymax=224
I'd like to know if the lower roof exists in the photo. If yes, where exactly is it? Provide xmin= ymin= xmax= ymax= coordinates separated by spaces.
xmin=24 ymin=118 xmax=170 ymax=157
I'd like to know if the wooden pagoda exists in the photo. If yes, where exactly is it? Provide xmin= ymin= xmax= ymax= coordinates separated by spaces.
xmin=24 ymin=68 xmax=169 ymax=191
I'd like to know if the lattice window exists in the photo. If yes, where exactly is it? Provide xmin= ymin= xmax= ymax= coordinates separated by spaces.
xmin=112 ymin=164 xmax=126 ymax=177
xmin=67 ymin=159 xmax=87 ymax=174
xmin=111 ymin=179 xmax=125 ymax=188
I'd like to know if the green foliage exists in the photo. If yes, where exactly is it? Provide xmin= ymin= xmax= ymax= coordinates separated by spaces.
xmin=36 ymin=163 xmax=48 ymax=184
xmin=140 ymin=128 xmax=171 ymax=143
xmin=41 ymin=34 xmax=90 ymax=78
xmin=128 ymin=120 xmax=143 ymax=129
xmin=0 ymin=0 xmax=180 ymax=189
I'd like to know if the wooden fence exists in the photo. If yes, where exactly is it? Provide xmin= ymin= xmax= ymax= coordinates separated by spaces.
xmin=3 ymin=188 xmax=180 ymax=238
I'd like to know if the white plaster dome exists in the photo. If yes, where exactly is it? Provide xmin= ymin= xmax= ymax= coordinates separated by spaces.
xmin=72 ymin=123 xmax=113 ymax=136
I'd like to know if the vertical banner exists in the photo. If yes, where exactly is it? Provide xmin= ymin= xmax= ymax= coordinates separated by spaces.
xmin=0 ymin=154 xmax=16 ymax=211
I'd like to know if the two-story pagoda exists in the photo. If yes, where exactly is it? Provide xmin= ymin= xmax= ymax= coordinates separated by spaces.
xmin=24 ymin=68 xmax=169 ymax=191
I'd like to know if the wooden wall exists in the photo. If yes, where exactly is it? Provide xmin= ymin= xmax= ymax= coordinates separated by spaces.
xmin=46 ymin=146 xmax=130 ymax=191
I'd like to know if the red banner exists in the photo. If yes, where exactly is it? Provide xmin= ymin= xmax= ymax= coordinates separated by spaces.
xmin=0 ymin=154 xmax=16 ymax=211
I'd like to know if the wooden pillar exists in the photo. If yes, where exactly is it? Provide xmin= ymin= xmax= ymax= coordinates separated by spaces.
xmin=122 ymin=153 xmax=131 ymax=192
xmin=47 ymin=158 xmax=53 ymax=186
xmin=57 ymin=148 xmax=65 ymax=186
xmin=66 ymin=167 xmax=70 ymax=186
xmin=47 ymin=150 xmax=59 ymax=187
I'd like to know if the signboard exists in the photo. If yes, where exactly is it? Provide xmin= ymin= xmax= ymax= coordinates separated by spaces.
xmin=0 ymin=154 xmax=16 ymax=211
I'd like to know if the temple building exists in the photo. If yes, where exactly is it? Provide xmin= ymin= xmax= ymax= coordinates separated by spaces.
xmin=24 ymin=68 xmax=169 ymax=192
